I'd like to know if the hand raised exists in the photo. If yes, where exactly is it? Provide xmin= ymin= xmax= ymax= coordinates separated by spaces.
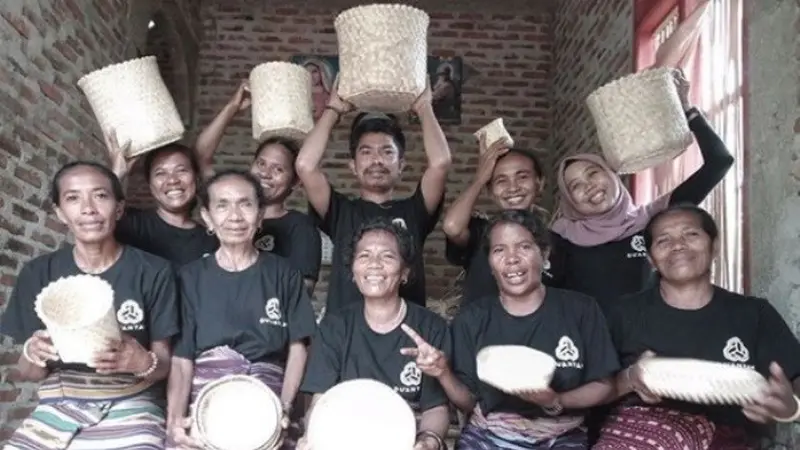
xmin=399 ymin=324 xmax=448 ymax=378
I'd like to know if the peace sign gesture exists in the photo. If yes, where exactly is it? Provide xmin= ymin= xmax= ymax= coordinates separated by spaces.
xmin=400 ymin=324 xmax=448 ymax=378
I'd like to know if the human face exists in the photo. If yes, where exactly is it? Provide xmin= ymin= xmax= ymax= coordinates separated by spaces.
xmin=488 ymin=222 xmax=548 ymax=298
xmin=349 ymin=132 xmax=404 ymax=192
xmin=250 ymin=144 xmax=295 ymax=203
xmin=148 ymin=150 xmax=197 ymax=214
xmin=647 ymin=210 xmax=716 ymax=284
xmin=307 ymin=65 xmax=321 ymax=85
xmin=54 ymin=165 xmax=123 ymax=245
xmin=351 ymin=229 xmax=408 ymax=300
xmin=490 ymin=153 xmax=543 ymax=210
xmin=562 ymin=160 xmax=619 ymax=216
xmin=200 ymin=175 xmax=262 ymax=246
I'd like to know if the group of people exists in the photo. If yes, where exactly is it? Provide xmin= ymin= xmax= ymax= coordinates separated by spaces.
xmin=2 ymin=69 xmax=799 ymax=450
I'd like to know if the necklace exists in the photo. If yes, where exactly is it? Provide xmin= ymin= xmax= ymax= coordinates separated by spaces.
xmin=366 ymin=298 xmax=407 ymax=331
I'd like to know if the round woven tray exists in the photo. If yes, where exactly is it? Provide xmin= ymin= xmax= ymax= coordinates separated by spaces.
xmin=191 ymin=374 xmax=283 ymax=450
xmin=477 ymin=345 xmax=556 ymax=394
xmin=586 ymin=67 xmax=693 ymax=174
xmin=334 ymin=4 xmax=429 ymax=112
xmin=34 ymin=274 xmax=121 ymax=366
xmin=77 ymin=56 xmax=185 ymax=157
xmin=474 ymin=118 xmax=514 ymax=152
xmin=250 ymin=61 xmax=314 ymax=143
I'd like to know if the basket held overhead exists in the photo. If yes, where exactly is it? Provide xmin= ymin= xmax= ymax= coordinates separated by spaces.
xmin=474 ymin=118 xmax=514 ymax=153
xmin=34 ymin=275 xmax=121 ymax=366
xmin=250 ymin=62 xmax=314 ymax=144
xmin=77 ymin=56 xmax=185 ymax=158
xmin=334 ymin=4 xmax=429 ymax=112
xmin=586 ymin=67 xmax=693 ymax=174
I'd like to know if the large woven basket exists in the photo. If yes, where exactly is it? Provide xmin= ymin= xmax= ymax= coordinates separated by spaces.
xmin=191 ymin=374 xmax=283 ymax=450
xmin=307 ymin=378 xmax=416 ymax=450
xmin=250 ymin=62 xmax=314 ymax=143
xmin=77 ymin=56 xmax=185 ymax=157
xmin=334 ymin=4 xmax=429 ymax=112
xmin=474 ymin=118 xmax=514 ymax=153
xmin=34 ymin=275 xmax=121 ymax=365
xmin=586 ymin=67 xmax=693 ymax=174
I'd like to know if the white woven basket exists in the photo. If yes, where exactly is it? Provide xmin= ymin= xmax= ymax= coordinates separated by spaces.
xmin=474 ymin=118 xmax=514 ymax=153
xmin=77 ymin=56 xmax=185 ymax=157
xmin=477 ymin=345 xmax=556 ymax=394
xmin=34 ymin=275 xmax=121 ymax=365
xmin=335 ymin=4 xmax=429 ymax=112
xmin=586 ymin=68 xmax=693 ymax=174
xmin=191 ymin=374 xmax=283 ymax=450
xmin=638 ymin=357 xmax=768 ymax=405
xmin=307 ymin=379 xmax=416 ymax=450
xmin=250 ymin=62 xmax=314 ymax=143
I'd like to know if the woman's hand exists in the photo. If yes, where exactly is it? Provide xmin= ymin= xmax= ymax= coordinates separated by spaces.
xmin=228 ymin=80 xmax=251 ymax=112
xmin=168 ymin=417 xmax=203 ymax=449
xmin=92 ymin=334 xmax=152 ymax=375
xmin=400 ymin=324 xmax=449 ymax=378
xmin=104 ymin=128 xmax=136 ymax=179
xmin=626 ymin=350 xmax=661 ymax=404
xmin=327 ymin=76 xmax=353 ymax=115
xmin=672 ymin=68 xmax=691 ymax=112
xmin=742 ymin=362 xmax=799 ymax=423
xmin=475 ymin=143 xmax=509 ymax=185
xmin=23 ymin=330 xmax=59 ymax=367
xmin=516 ymin=388 xmax=560 ymax=409
xmin=411 ymin=80 xmax=433 ymax=115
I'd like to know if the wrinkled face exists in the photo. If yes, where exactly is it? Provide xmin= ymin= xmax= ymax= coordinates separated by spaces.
xmin=55 ymin=165 xmax=123 ymax=245
xmin=488 ymin=222 xmax=548 ymax=298
xmin=250 ymin=143 xmax=295 ymax=203
xmin=562 ymin=160 xmax=619 ymax=216
xmin=349 ymin=132 xmax=404 ymax=192
xmin=351 ymin=229 xmax=408 ymax=300
xmin=490 ymin=153 xmax=543 ymax=210
xmin=148 ymin=150 xmax=197 ymax=213
xmin=201 ymin=175 xmax=262 ymax=246
xmin=648 ymin=210 xmax=716 ymax=283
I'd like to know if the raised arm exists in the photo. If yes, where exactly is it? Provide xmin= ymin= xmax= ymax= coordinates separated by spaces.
xmin=412 ymin=85 xmax=452 ymax=214
xmin=194 ymin=81 xmax=251 ymax=179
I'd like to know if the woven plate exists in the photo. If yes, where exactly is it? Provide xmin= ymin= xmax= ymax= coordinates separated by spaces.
xmin=586 ymin=67 xmax=693 ymax=174
xmin=474 ymin=118 xmax=514 ymax=153
xmin=77 ymin=56 xmax=185 ymax=158
xmin=334 ymin=4 xmax=429 ymax=112
xmin=250 ymin=62 xmax=314 ymax=143
xmin=307 ymin=378 xmax=416 ymax=450
xmin=638 ymin=357 xmax=768 ymax=405
xmin=34 ymin=275 xmax=121 ymax=365
xmin=477 ymin=345 xmax=557 ymax=394
xmin=192 ymin=374 xmax=283 ymax=450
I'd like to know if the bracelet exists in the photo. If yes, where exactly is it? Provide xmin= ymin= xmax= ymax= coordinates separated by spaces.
xmin=324 ymin=105 xmax=344 ymax=124
xmin=134 ymin=351 xmax=158 ymax=378
xmin=542 ymin=398 xmax=564 ymax=416
xmin=773 ymin=395 xmax=800 ymax=423
xmin=415 ymin=430 xmax=445 ymax=450
xmin=22 ymin=338 xmax=46 ymax=368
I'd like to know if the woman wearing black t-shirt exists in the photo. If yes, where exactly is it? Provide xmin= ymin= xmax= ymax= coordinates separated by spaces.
xmin=298 ymin=217 xmax=451 ymax=450
xmin=413 ymin=210 xmax=620 ymax=449
xmin=2 ymin=161 xmax=179 ymax=449
xmin=595 ymin=204 xmax=800 ymax=449
xmin=166 ymin=170 xmax=317 ymax=449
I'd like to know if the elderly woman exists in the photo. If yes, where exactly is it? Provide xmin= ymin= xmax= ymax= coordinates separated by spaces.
xmin=297 ymin=217 xmax=451 ymax=450
xmin=166 ymin=170 xmax=317 ymax=449
xmin=594 ymin=204 xmax=800 ymax=449
xmin=1 ymin=161 xmax=178 ymax=449
xmin=413 ymin=210 xmax=619 ymax=449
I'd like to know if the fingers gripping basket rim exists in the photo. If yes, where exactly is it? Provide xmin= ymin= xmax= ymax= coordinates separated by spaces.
xmin=474 ymin=118 xmax=515 ymax=153
xmin=249 ymin=61 xmax=314 ymax=143
xmin=476 ymin=345 xmax=557 ymax=394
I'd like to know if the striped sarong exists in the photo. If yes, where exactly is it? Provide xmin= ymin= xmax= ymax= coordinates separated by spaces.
xmin=456 ymin=405 xmax=587 ymax=449
xmin=4 ymin=371 xmax=164 ymax=450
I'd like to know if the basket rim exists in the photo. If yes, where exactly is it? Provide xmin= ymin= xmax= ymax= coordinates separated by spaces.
xmin=77 ymin=55 xmax=158 ymax=89
xmin=35 ymin=275 xmax=115 ymax=330
xmin=250 ymin=61 xmax=310 ymax=78
xmin=334 ymin=3 xmax=430 ymax=28
xmin=126 ymin=131 xmax=186 ymax=158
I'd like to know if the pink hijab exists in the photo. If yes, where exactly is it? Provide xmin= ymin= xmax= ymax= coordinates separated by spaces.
xmin=550 ymin=153 xmax=669 ymax=247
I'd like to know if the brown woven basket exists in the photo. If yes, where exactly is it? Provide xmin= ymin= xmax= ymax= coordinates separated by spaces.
xmin=334 ymin=4 xmax=429 ymax=112
xmin=586 ymin=68 xmax=693 ymax=174
xmin=250 ymin=62 xmax=314 ymax=143
xmin=77 ymin=56 xmax=185 ymax=157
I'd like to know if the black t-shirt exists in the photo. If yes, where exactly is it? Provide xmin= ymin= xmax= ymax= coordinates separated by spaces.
xmin=300 ymin=302 xmax=450 ymax=412
xmin=606 ymin=286 xmax=800 ymax=434
xmin=116 ymin=207 xmax=219 ymax=267
xmin=309 ymin=183 xmax=443 ymax=312
xmin=450 ymin=288 xmax=620 ymax=418
xmin=0 ymin=245 xmax=179 ymax=372
xmin=173 ymin=252 xmax=317 ymax=363
xmin=253 ymin=210 xmax=322 ymax=282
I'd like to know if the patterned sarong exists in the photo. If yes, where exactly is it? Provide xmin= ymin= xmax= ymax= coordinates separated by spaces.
xmin=456 ymin=405 xmax=587 ymax=449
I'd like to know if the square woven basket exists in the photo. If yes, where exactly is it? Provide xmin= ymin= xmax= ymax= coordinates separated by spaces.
xmin=474 ymin=118 xmax=514 ymax=153
xmin=250 ymin=61 xmax=314 ymax=144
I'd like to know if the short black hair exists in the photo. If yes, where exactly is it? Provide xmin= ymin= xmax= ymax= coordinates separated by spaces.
xmin=344 ymin=216 xmax=416 ymax=271
xmin=495 ymin=148 xmax=545 ymax=178
xmin=254 ymin=136 xmax=300 ymax=181
xmin=198 ymin=169 xmax=267 ymax=210
xmin=143 ymin=143 xmax=201 ymax=183
xmin=348 ymin=113 xmax=406 ymax=159
xmin=643 ymin=203 xmax=719 ymax=251
xmin=50 ymin=161 xmax=125 ymax=206
xmin=483 ymin=209 xmax=551 ymax=255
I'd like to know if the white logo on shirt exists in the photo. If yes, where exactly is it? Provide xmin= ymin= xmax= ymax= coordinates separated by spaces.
xmin=392 ymin=218 xmax=407 ymax=229
xmin=723 ymin=337 xmax=750 ymax=363
xmin=554 ymin=336 xmax=583 ymax=369
xmin=259 ymin=297 xmax=287 ymax=327
xmin=254 ymin=235 xmax=275 ymax=252
xmin=396 ymin=361 xmax=422 ymax=394
xmin=626 ymin=234 xmax=648 ymax=259
xmin=116 ymin=300 xmax=144 ymax=331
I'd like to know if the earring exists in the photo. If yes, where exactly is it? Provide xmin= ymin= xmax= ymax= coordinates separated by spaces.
xmin=206 ymin=228 xmax=215 ymax=236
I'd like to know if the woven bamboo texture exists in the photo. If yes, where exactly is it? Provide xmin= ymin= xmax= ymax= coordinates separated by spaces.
xmin=477 ymin=345 xmax=556 ymax=394
xmin=250 ymin=61 xmax=314 ymax=143
xmin=475 ymin=118 xmax=514 ymax=152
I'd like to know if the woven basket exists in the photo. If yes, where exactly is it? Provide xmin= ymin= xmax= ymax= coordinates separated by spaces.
xmin=250 ymin=62 xmax=314 ymax=143
xmin=334 ymin=4 xmax=429 ymax=112
xmin=191 ymin=374 xmax=283 ymax=450
xmin=307 ymin=379 xmax=416 ymax=450
xmin=34 ymin=275 xmax=121 ymax=365
xmin=586 ymin=68 xmax=693 ymax=174
xmin=474 ymin=118 xmax=514 ymax=153
xmin=77 ymin=56 xmax=185 ymax=157
xmin=638 ymin=357 xmax=768 ymax=405
xmin=477 ymin=345 xmax=556 ymax=394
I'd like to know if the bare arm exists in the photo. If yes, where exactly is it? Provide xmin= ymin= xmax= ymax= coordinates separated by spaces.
xmin=142 ymin=339 xmax=172 ymax=383
xmin=413 ymin=89 xmax=452 ymax=214
xmin=295 ymin=108 xmax=339 ymax=219
xmin=11 ymin=353 xmax=50 ymax=383
xmin=166 ymin=357 xmax=194 ymax=427
xmin=194 ymin=81 xmax=250 ymax=179
xmin=559 ymin=378 xmax=616 ymax=409
xmin=437 ymin=367 xmax=477 ymax=414
xmin=280 ymin=341 xmax=309 ymax=410
xmin=416 ymin=405 xmax=450 ymax=448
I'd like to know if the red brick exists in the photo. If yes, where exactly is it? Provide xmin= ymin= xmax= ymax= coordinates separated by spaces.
xmin=1 ymin=11 xmax=29 ymax=39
